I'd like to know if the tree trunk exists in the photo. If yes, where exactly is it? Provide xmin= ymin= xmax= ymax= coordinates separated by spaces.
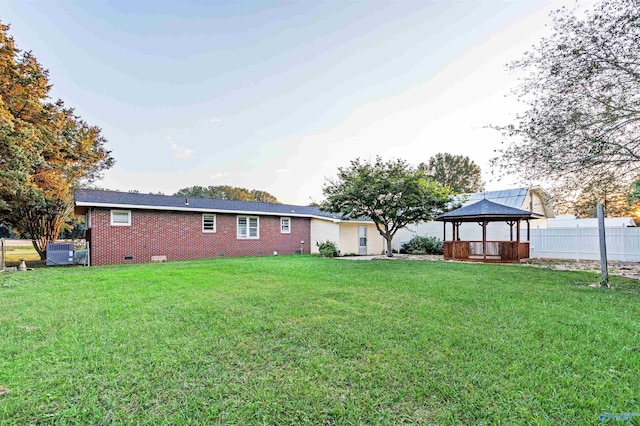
xmin=32 ymin=239 xmax=46 ymax=260
xmin=386 ymin=237 xmax=393 ymax=257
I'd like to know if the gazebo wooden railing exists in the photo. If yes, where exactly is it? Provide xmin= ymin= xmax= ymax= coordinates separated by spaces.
xmin=443 ymin=240 xmax=530 ymax=263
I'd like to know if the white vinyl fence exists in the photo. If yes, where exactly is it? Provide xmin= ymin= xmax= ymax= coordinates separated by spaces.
xmin=528 ymin=226 xmax=640 ymax=262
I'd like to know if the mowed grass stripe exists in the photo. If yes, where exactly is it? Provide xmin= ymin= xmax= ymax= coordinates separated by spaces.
xmin=0 ymin=256 xmax=638 ymax=424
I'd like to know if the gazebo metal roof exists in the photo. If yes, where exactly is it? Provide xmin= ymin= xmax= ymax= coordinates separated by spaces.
xmin=435 ymin=199 xmax=543 ymax=222
xmin=463 ymin=188 xmax=528 ymax=209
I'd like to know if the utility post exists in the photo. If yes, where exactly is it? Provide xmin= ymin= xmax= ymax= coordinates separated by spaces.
xmin=597 ymin=204 xmax=609 ymax=288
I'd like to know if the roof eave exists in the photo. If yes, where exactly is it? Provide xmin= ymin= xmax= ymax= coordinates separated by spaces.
xmin=74 ymin=201 xmax=355 ymax=222
xmin=436 ymin=213 xmax=544 ymax=222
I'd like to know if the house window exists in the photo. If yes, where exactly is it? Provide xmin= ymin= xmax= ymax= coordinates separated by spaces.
xmin=237 ymin=216 xmax=259 ymax=239
xmin=280 ymin=217 xmax=291 ymax=234
xmin=202 ymin=214 xmax=216 ymax=233
xmin=111 ymin=209 xmax=131 ymax=226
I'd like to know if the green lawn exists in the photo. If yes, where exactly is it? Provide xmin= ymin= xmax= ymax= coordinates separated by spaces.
xmin=1 ymin=256 xmax=639 ymax=424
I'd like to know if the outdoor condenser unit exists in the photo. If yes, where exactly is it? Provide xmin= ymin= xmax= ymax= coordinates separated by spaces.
xmin=46 ymin=243 xmax=75 ymax=266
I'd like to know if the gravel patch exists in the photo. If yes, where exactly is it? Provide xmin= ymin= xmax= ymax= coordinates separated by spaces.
xmin=524 ymin=258 xmax=640 ymax=279
xmin=339 ymin=254 xmax=640 ymax=279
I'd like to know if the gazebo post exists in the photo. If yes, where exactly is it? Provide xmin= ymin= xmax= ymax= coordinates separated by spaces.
xmin=526 ymin=219 xmax=530 ymax=241
xmin=517 ymin=220 xmax=521 ymax=243
xmin=516 ymin=220 xmax=521 ymax=260
xmin=482 ymin=220 xmax=487 ymax=261
xmin=443 ymin=221 xmax=446 ymax=242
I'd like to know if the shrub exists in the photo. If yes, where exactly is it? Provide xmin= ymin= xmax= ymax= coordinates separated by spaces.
xmin=316 ymin=240 xmax=340 ymax=257
xmin=401 ymin=236 xmax=444 ymax=255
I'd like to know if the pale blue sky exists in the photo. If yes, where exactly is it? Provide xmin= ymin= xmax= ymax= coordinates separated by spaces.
xmin=0 ymin=0 xmax=592 ymax=204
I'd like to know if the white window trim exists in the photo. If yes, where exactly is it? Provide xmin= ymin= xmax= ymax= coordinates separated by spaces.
xmin=111 ymin=209 xmax=131 ymax=226
xmin=280 ymin=217 xmax=291 ymax=234
xmin=86 ymin=208 xmax=92 ymax=229
xmin=237 ymin=215 xmax=259 ymax=239
xmin=202 ymin=213 xmax=216 ymax=233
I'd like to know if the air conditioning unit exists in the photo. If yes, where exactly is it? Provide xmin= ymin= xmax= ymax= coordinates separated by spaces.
xmin=46 ymin=243 xmax=75 ymax=266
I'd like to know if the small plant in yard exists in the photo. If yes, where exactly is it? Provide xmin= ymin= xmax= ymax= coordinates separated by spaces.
xmin=315 ymin=240 xmax=339 ymax=257
xmin=400 ymin=235 xmax=444 ymax=255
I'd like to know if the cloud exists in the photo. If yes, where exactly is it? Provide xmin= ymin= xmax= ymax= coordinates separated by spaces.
xmin=210 ymin=172 xmax=230 ymax=179
xmin=171 ymin=143 xmax=194 ymax=160
xmin=164 ymin=136 xmax=173 ymax=141
xmin=210 ymin=118 xmax=223 ymax=123
xmin=276 ymin=168 xmax=293 ymax=173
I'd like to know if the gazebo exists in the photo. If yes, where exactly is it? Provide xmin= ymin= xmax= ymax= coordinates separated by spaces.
xmin=435 ymin=199 xmax=543 ymax=263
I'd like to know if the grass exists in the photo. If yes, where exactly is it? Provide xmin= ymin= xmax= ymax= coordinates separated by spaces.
xmin=1 ymin=256 xmax=639 ymax=424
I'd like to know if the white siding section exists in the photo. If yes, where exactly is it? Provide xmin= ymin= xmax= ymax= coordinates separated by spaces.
xmin=457 ymin=222 xmax=504 ymax=241
xmin=531 ymin=192 xmax=547 ymax=216
xmin=310 ymin=219 xmax=340 ymax=254
xmin=394 ymin=222 xmax=444 ymax=251
xmin=339 ymin=223 xmax=385 ymax=255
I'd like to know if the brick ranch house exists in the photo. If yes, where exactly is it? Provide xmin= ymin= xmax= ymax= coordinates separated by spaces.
xmin=74 ymin=189 xmax=385 ymax=266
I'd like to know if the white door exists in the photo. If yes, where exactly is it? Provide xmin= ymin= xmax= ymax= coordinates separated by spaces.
xmin=358 ymin=226 xmax=368 ymax=255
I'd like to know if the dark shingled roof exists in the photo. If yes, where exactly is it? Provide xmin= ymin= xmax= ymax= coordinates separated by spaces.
xmin=435 ymin=199 xmax=542 ymax=222
xmin=74 ymin=189 xmax=345 ymax=220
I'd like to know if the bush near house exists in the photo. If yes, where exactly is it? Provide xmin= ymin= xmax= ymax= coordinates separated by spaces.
xmin=400 ymin=235 xmax=444 ymax=255
xmin=315 ymin=240 xmax=340 ymax=257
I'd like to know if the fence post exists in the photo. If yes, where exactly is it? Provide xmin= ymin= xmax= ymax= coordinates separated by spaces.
xmin=598 ymin=204 xmax=609 ymax=287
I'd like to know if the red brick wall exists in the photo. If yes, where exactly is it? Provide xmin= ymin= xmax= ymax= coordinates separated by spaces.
xmin=88 ymin=208 xmax=311 ymax=266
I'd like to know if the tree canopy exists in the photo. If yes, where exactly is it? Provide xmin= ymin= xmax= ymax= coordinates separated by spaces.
xmin=0 ymin=23 xmax=114 ymax=258
xmin=321 ymin=157 xmax=453 ymax=257
xmin=419 ymin=153 xmax=484 ymax=194
xmin=174 ymin=185 xmax=279 ymax=203
xmin=551 ymin=173 xmax=640 ymax=221
xmin=492 ymin=0 xmax=640 ymax=191
xmin=0 ymin=223 xmax=11 ymax=239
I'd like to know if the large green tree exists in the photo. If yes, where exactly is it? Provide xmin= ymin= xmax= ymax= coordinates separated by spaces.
xmin=493 ymin=0 xmax=640 ymax=192
xmin=174 ymin=185 xmax=279 ymax=203
xmin=419 ymin=153 xmax=484 ymax=194
xmin=321 ymin=157 xmax=453 ymax=257
xmin=0 ymin=23 xmax=114 ymax=259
